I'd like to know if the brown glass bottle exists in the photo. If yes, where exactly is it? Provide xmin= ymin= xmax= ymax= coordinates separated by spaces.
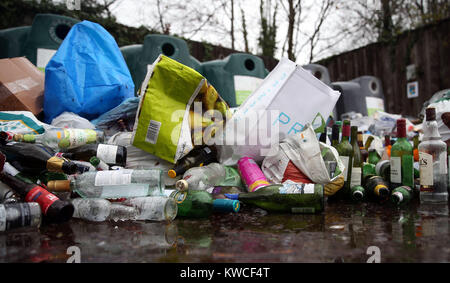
xmin=0 ymin=173 xmax=74 ymax=223
xmin=168 ymin=146 xmax=217 ymax=178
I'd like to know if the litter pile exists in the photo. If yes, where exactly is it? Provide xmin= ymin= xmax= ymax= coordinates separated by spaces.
xmin=0 ymin=20 xmax=449 ymax=233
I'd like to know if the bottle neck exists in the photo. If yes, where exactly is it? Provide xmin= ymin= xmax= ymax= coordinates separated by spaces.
xmin=422 ymin=120 xmax=441 ymax=140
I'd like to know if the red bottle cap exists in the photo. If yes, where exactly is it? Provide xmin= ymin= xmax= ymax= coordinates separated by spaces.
xmin=396 ymin=119 xmax=406 ymax=138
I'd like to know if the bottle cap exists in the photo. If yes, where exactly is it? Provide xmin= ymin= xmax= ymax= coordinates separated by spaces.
xmin=47 ymin=180 xmax=71 ymax=192
xmin=342 ymin=120 xmax=351 ymax=137
xmin=425 ymin=107 xmax=436 ymax=121
xmin=213 ymin=199 xmax=240 ymax=213
xmin=90 ymin=156 xmax=100 ymax=166
xmin=374 ymin=184 xmax=389 ymax=197
xmin=396 ymin=119 xmax=406 ymax=138
xmin=175 ymin=179 xmax=188 ymax=191
xmin=168 ymin=170 xmax=177 ymax=178
xmin=224 ymin=193 xmax=239 ymax=200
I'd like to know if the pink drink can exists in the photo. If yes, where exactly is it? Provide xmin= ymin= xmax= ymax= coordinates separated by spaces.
xmin=237 ymin=157 xmax=270 ymax=192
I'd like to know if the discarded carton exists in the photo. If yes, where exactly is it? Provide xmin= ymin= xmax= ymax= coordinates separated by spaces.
xmin=0 ymin=57 xmax=44 ymax=115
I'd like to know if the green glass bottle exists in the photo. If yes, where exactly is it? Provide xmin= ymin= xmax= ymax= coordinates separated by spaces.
xmin=390 ymin=119 xmax=414 ymax=188
xmin=350 ymin=185 xmax=366 ymax=202
xmin=365 ymin=136 xmax=381 ymax=165
xmin=225 ymin=182 xmax=324 ymax=214
xmin=331 ymin=124 xmax=340 ymax=148
xmin=164 ymin=190 xmax=239 ymax=218
xmin=391 ymin=186 xmax=414 ymax=206
xmin=333 ymin=120 xmax=353 ymax=199
xmin=350 ymin=126 xmax=363 ymax=188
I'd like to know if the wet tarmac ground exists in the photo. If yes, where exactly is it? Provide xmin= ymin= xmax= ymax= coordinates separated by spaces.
xmin=1 ymin=200 xmax=449 ymax=263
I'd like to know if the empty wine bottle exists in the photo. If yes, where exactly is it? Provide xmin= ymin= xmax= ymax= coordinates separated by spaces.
xmin=2 ymin=162 xmax=35 ymax=184
xmin=363 ymin=175 xmax=390 ymax=201
xmin=17 ymin=128 xmax=104 ymax=151
xmin=331 ymin=124 xmax=340 ymax=148
xmin=350 ymin=185 xmax=366 ymax=202
xmin=168 ymin=146 xmax=217 ymax=178
xmin=164 ymin=189 xmax=238 ymax=217
xmin=358 ymin=131 xmax=368 ymax=162
xmin=58 ymin=143 xmax=126 ymax=166
xmin=47 ymin=169 xmax=164 ymax=199
xmin=375 ymin=160 xmax=390 ymax=183
xmin=122 ymin=196 xmax=177 ymax=221
xmin=0 ymin=173 xmax=74 ymax=223
xmin=71 ymin=198 xmax=138 ymax=222
xmin=0 ymin=202 xmax=41 ymax=232
xmin=225 ymin=182 xmax=324 ymax=214
xmin=391 ymin=186 xmax=414 ymax=206
xmin=390 ymin=119 xmax=414 ymax=188
xmin=0 ymin=142 xmax=77 ymax=175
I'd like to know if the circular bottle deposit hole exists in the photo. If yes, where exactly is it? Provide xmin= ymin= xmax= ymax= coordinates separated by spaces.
xmin=162 ymin=43 xmax=175 ymax=56
xmin=244 ymin=59 xmax=255 ymax=71
xmin=370 ymin=81 xmax=378 ymax=93
xmin=314 ymin=70 xmax=323 ymax=80
xmin=55 ymin=24 xmax=71 ymax=41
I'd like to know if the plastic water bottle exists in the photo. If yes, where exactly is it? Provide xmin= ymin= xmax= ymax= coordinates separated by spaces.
xmin=71 ymin=198 xmax=137 ymax=222
xmin=176 ymin=163 xmax=227 ymax=191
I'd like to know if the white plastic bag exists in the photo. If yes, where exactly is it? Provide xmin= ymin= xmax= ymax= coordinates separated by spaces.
xmin=261 ymin=124 xmax=345 ymax=185
xmin=51 ymin=112 xmax=96 ymax=130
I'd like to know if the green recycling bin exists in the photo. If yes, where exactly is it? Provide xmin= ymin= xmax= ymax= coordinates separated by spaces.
xmin=199 ymin=53 xmax=269 ymax=108
xmin=0 ymin=14 xmax=79 ymax=71
xmin=120 ymin=34 xmax=201 ymax=91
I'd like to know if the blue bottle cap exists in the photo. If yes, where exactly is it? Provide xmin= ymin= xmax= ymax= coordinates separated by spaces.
xmin=213 ymin=199 xmax=240 ymax=213
xmin=224 ymin=193 xmax=239 ymax=200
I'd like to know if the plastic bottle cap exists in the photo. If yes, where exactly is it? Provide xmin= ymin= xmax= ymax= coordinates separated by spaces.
xmin=224 ymin=193 xmax=239 ymax=200
xmin=168 ymin=170 xmax=177 ymax=178
xmin=213 ymin=199 xmax=240 ymax=213
xmin=176 ymin=180 xmax=188 ymax=191
xmin=47 ymin=180 xmax=71 ymax=192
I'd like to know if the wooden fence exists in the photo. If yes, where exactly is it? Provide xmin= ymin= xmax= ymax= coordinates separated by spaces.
xmin=318 ymin=18 xmax=450 ymax=117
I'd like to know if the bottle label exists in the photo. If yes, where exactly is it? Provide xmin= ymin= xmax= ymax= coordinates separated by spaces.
xmin=0 ymin=205 xmax=5 ymax=231
xmin=440 ymin=152 xmax=447 ymax=175
xmin=340 ymin=156 xmax=349 ymax=181
xmin=95 ymin=170 xmax=133 ymax=186
xmin=390 ymin=157 xmax=402 ymax=184
xmin=419 ymin=152 xmax=433 ymax=186
xmin=3 ymin=162 xmax=20 ymax=177
xmin=164 ymin=190 xmax=187 ymax=204
xmin=279 ymin=182 xmax=315 ymax=194
xmin=350 ymin=167 xmax=362 ymax=187
xmin=25 ymin=186 xmax=59 ymax=215
xmin=96 ymin=144 xmax=118 ymax=164
xmin=2 ymin=203 xmax=33 ymax=231
xmin=66 ymin=129 xmax=97 ymax=147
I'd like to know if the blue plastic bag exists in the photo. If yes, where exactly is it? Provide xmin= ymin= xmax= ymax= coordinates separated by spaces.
xmin=43 ymin=20 xmax=135 ymax=123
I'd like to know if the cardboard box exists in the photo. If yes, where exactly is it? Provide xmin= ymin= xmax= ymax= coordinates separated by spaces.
xmin=0 ymin=57 xmax=44 ymax=115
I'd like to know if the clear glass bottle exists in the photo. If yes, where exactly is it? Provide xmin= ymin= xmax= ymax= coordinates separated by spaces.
xmin=47 ymin=169 xmax=164 ymax=199
xmin=19 ymin=128 xmax=105 ymax=151
xmin=122 ymin=196 xmax=178 ymax=221
xmin=176 ymin=163 xmax=226 ymax=191
xmin=418 ymin=108 xmax=448 ymax=203
xmin=71 ymin=198 xmax=138 ymax=222
xmin=0 ymin=202 xmax=41 ymax=232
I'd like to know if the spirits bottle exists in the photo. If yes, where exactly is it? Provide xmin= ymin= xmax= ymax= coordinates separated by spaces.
xmin=418 ymin=108 xmax=448 ymax=203
xmin=46 ymin=169 xmax=164 ymax=199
